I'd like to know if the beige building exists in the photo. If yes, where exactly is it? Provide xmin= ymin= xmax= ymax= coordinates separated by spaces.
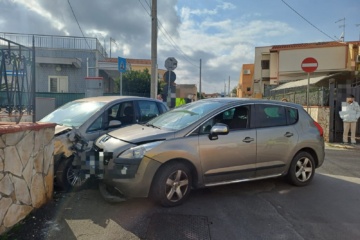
xmin=237 ymin=64 xmax=254 ymax=98
xmin=253 ymin=41 xmax=360 ymax=97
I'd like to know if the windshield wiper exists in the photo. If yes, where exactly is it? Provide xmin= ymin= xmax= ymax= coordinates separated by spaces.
xmin=145 ymin=123 xmax=161 ymax=129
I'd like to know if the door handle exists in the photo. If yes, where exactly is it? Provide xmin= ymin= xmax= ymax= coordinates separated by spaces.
xmin=284 ymin=132 xmax=293 ymax=137
xmin=243 ymin=137 xmax=254 ymax=143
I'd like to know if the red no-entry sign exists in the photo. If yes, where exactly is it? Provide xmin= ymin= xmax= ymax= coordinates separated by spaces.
xmin=301 ymin=57 xmax=318 ymax=73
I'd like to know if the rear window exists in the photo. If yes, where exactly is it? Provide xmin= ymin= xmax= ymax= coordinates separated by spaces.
xmin=255 ymin=104 xmax=298 ymax=128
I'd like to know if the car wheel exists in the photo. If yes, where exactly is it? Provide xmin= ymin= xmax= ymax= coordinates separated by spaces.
xmin=56 ymin=157 xmax=87 ymax=191
xmin=151 ymin=162 xmax=192 ymax=207
xmin=287 ymin=151 xmax=315 ymax=186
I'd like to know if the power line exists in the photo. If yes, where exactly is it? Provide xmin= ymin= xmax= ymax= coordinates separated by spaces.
xmin=138 ymin=0 xmax=151 ymax=16
xmin=144 ymin=0 xmax=151 ymax=9
xmin=157 ymin=20 xmax=199 ymax=68
xmin=138 ymin=0 xmax=199 ymax=68
xmin=67 ymin=0 xmax=91 ymax=49
xmin=281 ymin=0 xmax=337 ymax=41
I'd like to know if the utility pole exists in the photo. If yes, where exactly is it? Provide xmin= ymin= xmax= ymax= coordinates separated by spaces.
xmin=199 ymin=59 xmax=202 ymax=100
xmin=150 ymin=0 xmax=157 ymax=99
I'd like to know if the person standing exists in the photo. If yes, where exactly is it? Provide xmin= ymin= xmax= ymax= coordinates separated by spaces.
xmin=339 ymin=94 xmax=360 ymax=144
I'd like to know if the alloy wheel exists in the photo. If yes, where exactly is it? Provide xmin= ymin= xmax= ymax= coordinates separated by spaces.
xmin=295 ymin=157 xmax=313 ymax=182
xmin=165 ymin=170 xmax=189 ymax=202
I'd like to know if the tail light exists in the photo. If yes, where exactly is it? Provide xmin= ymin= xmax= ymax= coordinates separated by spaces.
xmin=314 ymin=121 xmax=323 ymax=137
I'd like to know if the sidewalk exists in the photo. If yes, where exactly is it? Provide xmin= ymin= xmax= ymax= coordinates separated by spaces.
xmin=325 ymin=142 xmax=360 ymax=150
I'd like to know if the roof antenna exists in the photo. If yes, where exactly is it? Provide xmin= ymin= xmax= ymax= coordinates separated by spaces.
xmin=335 ymin=18 xmax=345 ymax=42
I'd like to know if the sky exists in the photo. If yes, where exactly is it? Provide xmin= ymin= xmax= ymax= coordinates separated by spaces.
xmin=0 ymin=0 xmax=359 ymax=94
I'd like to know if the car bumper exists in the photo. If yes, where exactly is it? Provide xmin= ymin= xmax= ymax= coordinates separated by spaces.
xmin=102 ymin=156 xmax=162 ymax=198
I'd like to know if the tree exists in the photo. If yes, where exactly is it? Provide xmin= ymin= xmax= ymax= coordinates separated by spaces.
xmin=114 ymin=69 xmax=151 ymax=96
xmin=232 ymin=86 xmax=237 ymax=94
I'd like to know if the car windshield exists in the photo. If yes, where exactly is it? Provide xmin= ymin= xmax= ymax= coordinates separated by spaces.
xmin=39 ymin=101 xmax=106 ymax=127
xmin=147 ymin=100 xmax=223 ymax=131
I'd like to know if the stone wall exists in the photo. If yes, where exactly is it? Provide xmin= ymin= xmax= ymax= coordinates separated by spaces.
xmin=306 ymin=106 xmax=330 ymax=142
xmin=0 ymin=122 xmax=56 ymax=235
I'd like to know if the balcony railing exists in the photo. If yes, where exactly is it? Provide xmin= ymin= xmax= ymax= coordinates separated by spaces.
xmin=0 ymin=32 xmax=108 ymax=57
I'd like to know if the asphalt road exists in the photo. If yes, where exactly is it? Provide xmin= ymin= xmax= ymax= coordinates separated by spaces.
xmin=4 ymin=146 xmax=360 ymax=240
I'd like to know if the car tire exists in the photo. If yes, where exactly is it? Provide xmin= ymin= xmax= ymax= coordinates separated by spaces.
xmin=287 ymin=151 xmax=315 ymax=186
xmin=56 ymin=157 xmax=87 ymax=191
xmin=151 ymin=162 xmax=192 ymax=207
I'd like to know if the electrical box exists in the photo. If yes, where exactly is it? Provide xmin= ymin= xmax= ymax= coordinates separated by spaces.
xmin=85 ymin=77 xmax=104 ymax=97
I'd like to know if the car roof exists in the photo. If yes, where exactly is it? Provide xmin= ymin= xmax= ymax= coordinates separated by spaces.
xmin=73 ymin=96 xmax=158 ymax=103
xmin=199 ymin=97 xmax=301 ymax=108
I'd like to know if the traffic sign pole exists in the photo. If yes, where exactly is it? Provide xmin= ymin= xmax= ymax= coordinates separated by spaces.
xmin=301 ymin=57 xmax=318 ymax=112
xmin=307 ymin=72 xmax=310 ymax=112
xmin=167 ymin=71 xmax=171 ymax=107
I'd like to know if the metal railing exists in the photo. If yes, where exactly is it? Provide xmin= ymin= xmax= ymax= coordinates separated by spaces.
xmin=268 ymin=87 xmax=329 ymax=106
xmin=0 ymin=32 xmax=108 ymax=57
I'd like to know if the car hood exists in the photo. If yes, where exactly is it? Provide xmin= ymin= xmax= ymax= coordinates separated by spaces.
xmin=107 ymin=124 xmax=174 ymax=144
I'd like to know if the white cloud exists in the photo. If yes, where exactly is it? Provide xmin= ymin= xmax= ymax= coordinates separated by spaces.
xmin=12 ymin=0 xmax=69 ymax=35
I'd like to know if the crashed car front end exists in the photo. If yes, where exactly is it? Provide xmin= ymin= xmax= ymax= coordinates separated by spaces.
xmin=92 ymin=134 xmax=162 ymax=200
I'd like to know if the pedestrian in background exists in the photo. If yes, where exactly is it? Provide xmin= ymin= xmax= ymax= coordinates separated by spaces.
xmin=339 ymin=94 xmax=360 ymax=144
xmin=157 ymin=94 xmax=163 ymax=101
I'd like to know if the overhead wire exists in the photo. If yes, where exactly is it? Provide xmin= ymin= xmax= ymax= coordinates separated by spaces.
xmin=138 ymin=0 xmax=151 ymax=16
xmin=139 ymin=0 xmax=199 ymax=68
xmin=281 ymin=0 xmax=338 ymax=41
xmin=67 ymin=0 xmax=92 ymax=49
xmin=157 ymin=20 xmax=199 ymax=68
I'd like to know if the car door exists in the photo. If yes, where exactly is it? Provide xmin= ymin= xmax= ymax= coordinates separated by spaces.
xmin=254 ymin=104 xmax=299 ymax=177
xmin=83 ymin=101 xmax=135 ymax=141
xmin=197 ymin=105 xmax=257 ymax=186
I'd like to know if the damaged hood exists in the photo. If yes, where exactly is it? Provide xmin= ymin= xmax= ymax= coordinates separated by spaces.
xmin=107 ymin=124 xmax=174 ymax=144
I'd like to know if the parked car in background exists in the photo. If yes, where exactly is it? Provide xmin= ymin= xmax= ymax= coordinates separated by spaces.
xmin=94 ymin=98 xmax=325 ymax=207
xmin=39 ymin=96 xmax=168 ymax=190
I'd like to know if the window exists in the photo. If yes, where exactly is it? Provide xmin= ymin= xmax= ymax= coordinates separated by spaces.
xmin=199 ymin=105 xmax=250 ymax=134
xmin=138 ymin=100 xmax=160 ymax=122
xmin=243 ymin=69 xmax=251 ymax=74
xmin=87 ymin=115 xmax=103 ymax=132
xmin=261 ymin=60 xmax=269 ymax=70
xmin=246 ymin=87 xmax=251 ymax=92
xmin=255 ymin=104 xmax=286 ymax=128
xmin=286 ymin=107 xmax=298 ymax=125
xmin=48 ymin=76 xmax=68 ymax=92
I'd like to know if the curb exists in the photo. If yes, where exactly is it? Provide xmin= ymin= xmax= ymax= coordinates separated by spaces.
xmin=325 ymin=143 xmax=360 ymax=150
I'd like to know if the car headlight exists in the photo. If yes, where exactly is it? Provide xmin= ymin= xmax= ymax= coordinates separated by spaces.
xmin=118 ymin=141 xmax=163 ymax=159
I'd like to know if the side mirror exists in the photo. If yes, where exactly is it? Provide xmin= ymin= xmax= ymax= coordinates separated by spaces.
xmin=108 ymin=120 xmax=122 ymax=128
xmin=209 ymin=123 xmax=229 ymax=140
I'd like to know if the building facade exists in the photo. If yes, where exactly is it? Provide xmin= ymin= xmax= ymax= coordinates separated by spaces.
xmin=253 ymin=41 xmax=360 ymax=97
xmin=237 ymin=64 xmax=254 ymax=98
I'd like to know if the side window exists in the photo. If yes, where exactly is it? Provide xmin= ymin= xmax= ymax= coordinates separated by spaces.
xmin=157 ymin=102 xmax=168 ymax=113
xmin=199 ymin=105 xmax=250 ymax=134
xmin=118 ymin=101 xmax=134 ymax=125
xmin=286 ymin=107 xmax=298 ymax=125
xmin=138 ymin=101 xmax=160 ymax=122
xmin=87 ymin=115 xmax=103 ymax=132
xmin=255 ymin=104 xmax=286 ymax=128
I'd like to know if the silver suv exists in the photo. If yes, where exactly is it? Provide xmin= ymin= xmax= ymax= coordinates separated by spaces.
xmin=94 ymin=98 xmax=325 ymax=207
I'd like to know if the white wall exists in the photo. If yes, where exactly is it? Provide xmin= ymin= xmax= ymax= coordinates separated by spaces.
xmin=279 ymin=46 xmax=347 ymax=73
